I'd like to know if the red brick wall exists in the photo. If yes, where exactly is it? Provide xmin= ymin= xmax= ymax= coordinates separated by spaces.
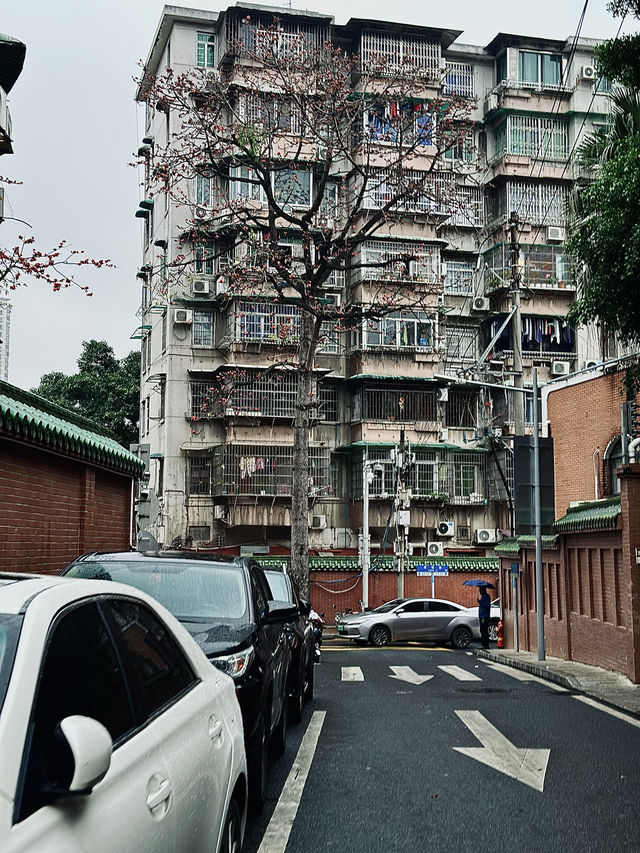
xmin=310 ymin=570 xmax=497 ymax=620
xmin=0 ymin=439 xmax=133 ymax=574
xmin=547 ymin=371 xmax=631 ymax=519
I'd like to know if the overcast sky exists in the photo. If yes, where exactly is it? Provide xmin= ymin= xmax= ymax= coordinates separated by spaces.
xmin=2 ymin=0 xmax=630 ymax=390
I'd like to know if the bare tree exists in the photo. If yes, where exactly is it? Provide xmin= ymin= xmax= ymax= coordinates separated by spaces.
xmin=137 ymin=21 xmax=478 ymax=593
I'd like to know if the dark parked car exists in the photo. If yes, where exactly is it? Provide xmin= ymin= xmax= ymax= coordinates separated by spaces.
xmin=62 ymin=552 xmax=298 ymax=813
xmin=264 ymin=566 xmax=314 ymax=722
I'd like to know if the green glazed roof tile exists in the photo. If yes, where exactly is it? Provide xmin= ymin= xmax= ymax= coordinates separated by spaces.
xmin=0 ymin=380 xmax=145 ymax=476
xmin=554 ymin=497 xmax=620 ymax=534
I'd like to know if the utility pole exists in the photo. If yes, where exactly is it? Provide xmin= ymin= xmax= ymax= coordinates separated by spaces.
xmin=510 ymin=211 xmax=525 ymax=436
xmin=361 ymin=448 xmax=371 ymax=610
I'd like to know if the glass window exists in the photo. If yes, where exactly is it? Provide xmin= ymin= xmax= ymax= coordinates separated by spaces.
xmin=196 ymin=174 xmax=211 ymax=206
xmin=519 ymin=51 xmax=539 ymax=83
xmin=0 ymin=614 xmax=22 ymax=715
xmin=399 ymin=601 xmax=426 ymax=613
xmin=273 ymin=169 xmax=311 ymax=207
xmin=196 ymin=32 xmax=215 ymax=68
xmin=189 ymin=456 xmax=212 ymax=494
xmin=193 ymin=311 xmax=213 ymax=347
xmin=427 ymin=602 xmax=459 ymax=612
xmin=18 ymin=602 xmax=134 ymax=821
xmin=105 ymin=599 xmax=197 ymax=723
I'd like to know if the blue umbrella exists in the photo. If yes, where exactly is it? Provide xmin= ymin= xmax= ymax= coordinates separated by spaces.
xmin=463 ymin=579 xmax=496 ymax=589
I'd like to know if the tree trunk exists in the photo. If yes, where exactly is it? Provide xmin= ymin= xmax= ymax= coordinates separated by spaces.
xmin=290 ymin=311 xmax=317 ymax=598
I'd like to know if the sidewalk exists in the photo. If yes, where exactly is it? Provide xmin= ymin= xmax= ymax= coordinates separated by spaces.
xmin=477 ymin=648 xmax=640 ymax=718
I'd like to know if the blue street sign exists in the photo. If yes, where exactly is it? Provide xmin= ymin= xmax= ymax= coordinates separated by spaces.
xmin=416 ymin=564 xmax=449 ymax=576
xmin=510 ymin=561 xmax=520 ymax=577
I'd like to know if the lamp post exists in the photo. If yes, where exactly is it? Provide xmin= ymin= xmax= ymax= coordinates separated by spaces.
xmin=361 ymin=453 xmax=384 ymax=611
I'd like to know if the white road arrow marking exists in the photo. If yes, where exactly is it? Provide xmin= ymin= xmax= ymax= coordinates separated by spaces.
xmin=388 ymin=665 xmax=434 ymax=685
xmin=454 ymin=710 xmax=550 ymax=792
xmin=438 ymin=665 xmax=482 ymax=682
xmin=341 ymin=666 xmax=364 ymax=681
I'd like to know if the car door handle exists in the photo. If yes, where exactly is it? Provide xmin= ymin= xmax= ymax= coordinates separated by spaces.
xmin=146 ymin=779 xmax=172 ymax=811
xmin=209 ymin=718 xmax=223 ymax=740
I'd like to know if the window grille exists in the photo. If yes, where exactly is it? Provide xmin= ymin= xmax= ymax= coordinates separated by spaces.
xmin=242 ymin=93 xmax=304 ymax=135
xmin=523 ymin=245 xmax=573 ymax=289
xmin=360 ymin=31 xmax=440 ymax=77
xmin=445 ymin=391 xmax=477 ymax=428
xmin=224 ymin=371 xmax=298 ymax=418
xmin=189 ymin=456 xmax=212 ymax=495
xmin=193 ymin=311 xmax=213 ymax=347
xmin=189 ymin=525 xmax=211 ymax=542
xmin=443 ymin=62 xmax=474 ymax=97
xmin=234 ymin=301 xmax=301 ymax=344
xmin=318 ymin=383 xmax=339 ymax=421
xmin=363 ymin=102 xmax=433 ymax=147
xmin=363 ymin=169 xmax=449 ymax=214
xmin=445 ymin=325 xmax=477 ymax=360
xmin=214 ymin=444 xmax=332 ymax=496
xmin=447 ymin=186 xmax=484 ymax=228
xmin=494 ymin=116 xmax=569 ymax=160
xmin=190 ymin=381 xmax=217 ymax=418
xmin=443 ymin=259 xmax=474 ymax=295
xmin=227 ymin=16 xmax=328 ymax=63
xmin=356 ymin=240 xmax=441 ymax=283
xmin=363 ymin=311 xmax=436 ymax=350
xmin=495 ymin=181 xmax=568 ymax=226
xmin=318 ymin=320 xmax=339 ymax=354
xmin=362 ymin=386 xmax=436 ymax=421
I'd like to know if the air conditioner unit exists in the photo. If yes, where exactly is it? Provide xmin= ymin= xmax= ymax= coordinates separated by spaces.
xmin=427 ymin=541 xmax=445 ymax=557
xmin=438 ymin=388 xmax=449 ymax=403
xmin=310 ymin=514 xmax=327 ymax=530
xmin=439 ymin=428 xmax=449 ymax=442
xmin=484 ymin=93 xmax=499 ymax=114
xmin=439 ymin=56 xmax=448 ymax=72
xmin=439 ymin=262 xmax=447 ymax=278
xmin=437 ymin=293 xmax=445 ymax=306
xmin=475 ymin=528 xmax=497 ymax=544
xmin=215 ymin=275 xmax=228 ymax=295
xmin=173 ymin=308 xmax=193 ymax=324
xmin=194 ymin=206 xmax=208 ymax=220
xmin=472 ymin=296 xmax=490 ymax=312
xmin=213 ymin=505 xmax=226 ymax=520
xmin=547 ymin=226 xmax=566 ymax=243
xmin=581 ymin=65 xmax=596 ymax=81
xmin=551 ymin=360 xmax=571 ymax=376
xmin=582 ymin=359 xmax=599 ymax=370
xmin=437 ymin=520 xmax=455 ymax=537
xmin=191 ymin=278 xmax=211 ymax=296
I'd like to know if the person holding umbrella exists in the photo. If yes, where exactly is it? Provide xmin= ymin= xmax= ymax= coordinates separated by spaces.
xmin=478 ymin=585 xmax=492 ymax=649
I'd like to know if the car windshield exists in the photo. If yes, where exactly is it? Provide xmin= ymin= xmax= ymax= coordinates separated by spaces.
xmin=66 ymin=560 xmax=249 ymax=622
xmin=0 ymin=614 xmax=23 ymax=716
xmin=373 ymin=599 xmax=406 ymax=614
xmin=265 ymin=571 xmax=291 ymax=603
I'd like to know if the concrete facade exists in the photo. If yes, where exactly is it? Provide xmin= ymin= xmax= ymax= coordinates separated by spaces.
xmin=136 ymin=4 xmax=617 ymax=557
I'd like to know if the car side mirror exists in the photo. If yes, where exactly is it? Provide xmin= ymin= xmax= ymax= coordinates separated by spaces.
xmin=263 ymin=600 xmax=300 ymax=624
xmin=299 ymin=598 xmax=311 ymax=617
xmin=43 ymin=716 xmax=113 ymax=801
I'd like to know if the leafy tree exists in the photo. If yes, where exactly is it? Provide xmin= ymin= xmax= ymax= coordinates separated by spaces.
xmin=595 ymin=1 xmax=640 ymax=90
xmin=138 ymin=20 xmax=478 ymax=592
xmin=32 ymin=340 xmax=140 ymax=447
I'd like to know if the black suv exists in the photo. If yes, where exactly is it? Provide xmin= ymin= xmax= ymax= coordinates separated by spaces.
xmin=62 ymin=551 xmax=298 ymax=812
xmin=263 ymin=565 xmax=315 ymax=722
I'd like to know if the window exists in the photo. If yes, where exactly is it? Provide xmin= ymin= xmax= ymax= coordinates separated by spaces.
xmin=427 ymin=602 xmax=460 ymax=612
xmin=19 ymin=602 xmax=135 ymax=820
xmin=191 ymin=380 xmax=216 ymax=418
xmin=158 ymin=380 xmax=166 ymax=421
xmin=364 ymin=312 xmax=434 ymax=350
xmin=193 ymin=311 xmax=213 ymax=347
xmin=273 ymin=169 xmax=311 ymax=208
xmin=605 ymin=436 xmax=625 ymax=495
xmin=140 ymin=398 xmax=147 ymax=435
xmin=161 ymin=310 xmax=167 ymax=352
xmin=443 ymin=63 xmax=474 ymax=98
xmin=445 ymin=391 xmax=477 ymax=428
xmin=105 ymin=598 xmax=197 ymax=722
xmin=195 ymin=241 xmax=216 ymax=275
xmin=196 ymin=32 xmax=215 ymax=68
xmin=399 ymin=601 xmax=427 ymax=613
xmin=518 ymin=51 xmax=561 ymax=87
xmin=360 ymin=31 xmax=440 ymax=77
xmin=189 ymin=456 xmax=212 ymax=495
xmin=196 ymin=173 xmax=212 ymax=205
xmin=189 ymin=525 xmax=211 ymax=542
xmin=494 ymin=116 xmax=569 ymax=161
xmin=362 ymin=386 xmax=435 ymax=421
xmin=445 ymin=325 xmax=477 ymax=361
xmin=235 ymin=301 xmax=300 ymax=344
xmin=444 ymin=259 xmax=474 ymax=295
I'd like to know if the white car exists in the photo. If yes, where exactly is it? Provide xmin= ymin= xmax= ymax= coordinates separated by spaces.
xmin=0 ymin=572 xmax=247 ymax=853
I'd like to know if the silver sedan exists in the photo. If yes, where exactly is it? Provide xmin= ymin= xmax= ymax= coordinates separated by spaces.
xmin=335 ymin=598 xmax=481 ymax=648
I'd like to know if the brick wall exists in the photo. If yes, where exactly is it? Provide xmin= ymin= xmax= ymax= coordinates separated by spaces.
xmin=547 ymin=371 xmax=632 ymax=519
xmin=1 ymin=439 xmax=133 ymax=574
xmin=310 ymin=569 xmax=497 ymax=620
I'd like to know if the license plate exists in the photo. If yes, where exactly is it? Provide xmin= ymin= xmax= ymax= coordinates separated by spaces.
xmin=337 ymin=625 xmax=343 ymax=632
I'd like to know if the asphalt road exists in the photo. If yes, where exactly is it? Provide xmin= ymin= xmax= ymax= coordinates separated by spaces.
xmin=244 ymin=641 xmax=640 ymax=852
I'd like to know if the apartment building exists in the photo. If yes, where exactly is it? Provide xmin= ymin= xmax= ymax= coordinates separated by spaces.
xmin=135 ymin=4 xmax=613 ymax=554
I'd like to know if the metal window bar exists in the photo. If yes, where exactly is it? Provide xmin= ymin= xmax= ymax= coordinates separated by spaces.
xmin=360 ymin=31 xmax=440 ymax=77
xmin=318 ymin=383 xmax=339 ymax=421
xmin=225 ymin=372 xmax=299 ymax=417
xmin=356 ymin=239 xmax=441 ymax=284
xmin=443 ymin=260 xmax=474 ymax=294
xmin=191 ymin=381 xmax=217 ymax=418
xmin=444 ymin=392 xmax=477 ymax=428
xmin=193 ymin=311 xmax=213 ymax=347
xmin=495 ymin=116 xmax=569 ymax=161
xmin=443 ymin=62 xmax=474 ymax=97
xmin=362 ymin=169 xmax=453 ymax=215
xmin=446 ymin=186 xmax=484 ymax=228
xmin=445 ymin=326 xmax=477 ymax=361
xmin=506 ymin=181 xmax=568 ymax=226
xmin=235 ymin=301 xmax=301 ymax=343
xmin=362 ymin=386 xmax=436 ymax=421
xmin=215 ymin=444 xmax=331 ymax=496
xmin=242 ymin=93 xmax=304 ymax=135
xmin=188 ymin=456 xmax=212 ymax=495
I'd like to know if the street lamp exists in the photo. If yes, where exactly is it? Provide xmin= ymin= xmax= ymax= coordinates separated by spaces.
xmin=361 ymin=455 xmax=384 ymax=610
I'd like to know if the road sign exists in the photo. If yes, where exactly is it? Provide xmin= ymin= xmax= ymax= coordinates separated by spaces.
xmin=416 ymin=564 xmax=449 ymax=576
xmin=510 ymin=561 xmax=520 ymax=577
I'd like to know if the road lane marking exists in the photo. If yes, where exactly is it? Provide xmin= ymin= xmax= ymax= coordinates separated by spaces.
xmin=573 ymin=695 xmax=640 ymax=729
xmin=481 ymin=661 xmax=568 ymax=691
xmin=341 ymin=666 xmax=364 ymax=681
xmin=454 ymin=709 xmax=550 ymax=792
xmin=438 ymin=665 xmax=482 ymax=682
xmin=257 ymin=711 xmax=326 ymax=853
xmin=388 ymin=665 xmax=434 ymax=685
xmin=323 ymin=644 xmax=451 ymax=652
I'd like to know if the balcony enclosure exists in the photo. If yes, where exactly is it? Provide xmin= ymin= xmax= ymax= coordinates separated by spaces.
xmin=493 ymin=116 xmax=569 ymax=161
xmin=483 ymin=242 xmax=573 ymax=291
xmin=359 ymin=30 xmax=440 ymax=77
xmin=353 ymin=384 xmax=437 ymax=422
xmin=353 ymin=310 xmax=437 ymax=352
xmin=488 ymin=314 xmax=576 ymax=358
xmin=443 ymin=62 xmax=474 ymax=97
xmin=230 ymin=301 xmax=338 ymax=352
xmin=445 ymin=325 xmax=477 ymax=361
xmin=352 ymin=448 xmax=486 ymax=502
xmin=487 ymin=180 xmax=569 ymax=226
xmin=443 ymin=258 xmax=475 ymax=295
xmin=216 ymin=444 xmax=333 ymax=496
xmin=351 ymin=239 xmax=442 ymax=285
xmin=222 ymin=13 xmax=330 ymax=64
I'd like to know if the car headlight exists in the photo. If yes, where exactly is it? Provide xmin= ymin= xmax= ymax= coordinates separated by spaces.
xmin=211 ymin=645 xmax=255 ymax=680
xmin=346 ymin=620 xmax=363 ymax=627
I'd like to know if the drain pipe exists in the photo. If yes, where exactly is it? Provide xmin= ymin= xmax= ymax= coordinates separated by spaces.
xmin=629 ymin=437 xmax=640 ymax=463
xmin=593 ymin=448 xmax=600 ymax=501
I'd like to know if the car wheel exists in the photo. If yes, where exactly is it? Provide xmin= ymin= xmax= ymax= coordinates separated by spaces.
xmin=369 ymin=625 xmax=391 ymax=646
xmin=488 ymin=621 xmax=499 ymax=642
xmin=451 ymin=626 xmax=472 ymax=649
xmin=248 ymin=709 xmax=269 ymax=815
xmin=270 ymin=698 xmax=287 ymax=758
xmin=305 ymin=656 xmax=314 ymax=701
xmin=220 ymin=797 xmax=242 ymax=853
